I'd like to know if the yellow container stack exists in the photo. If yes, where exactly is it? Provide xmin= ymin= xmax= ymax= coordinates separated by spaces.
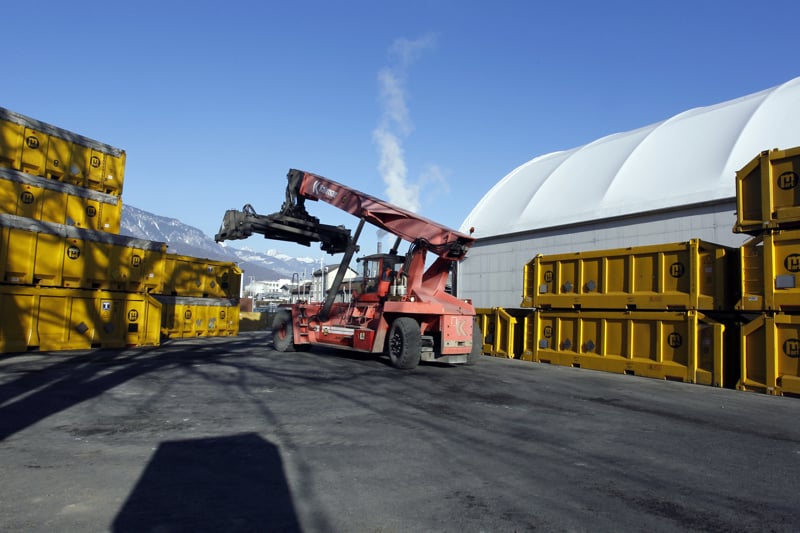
xmin=518 ymin=241 xmax=732 ymax=387
xmin=734 ymin=148 xmax=800 ymax=395
xmin=0 ymin=106 xmax=241 ymax=354
xmin=482 ymin=146 xmax=800 ymax=396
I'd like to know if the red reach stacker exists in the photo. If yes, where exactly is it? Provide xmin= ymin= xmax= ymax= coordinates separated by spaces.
xmin=215 ymin=169 xmax=479 ymax=369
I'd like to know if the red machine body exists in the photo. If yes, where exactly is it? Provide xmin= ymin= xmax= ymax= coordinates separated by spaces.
xmin=216 ymin=169 xmax=479 ymax=368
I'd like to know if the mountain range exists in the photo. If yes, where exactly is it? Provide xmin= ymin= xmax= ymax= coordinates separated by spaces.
xmin=120 ymin=204 xmax=319 ymax=281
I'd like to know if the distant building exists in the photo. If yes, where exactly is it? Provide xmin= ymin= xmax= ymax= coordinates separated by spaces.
xmin=310 ymin=264 xmax=359 ymax=303
xmin=243 ymin=279 xmax=292 ymax=303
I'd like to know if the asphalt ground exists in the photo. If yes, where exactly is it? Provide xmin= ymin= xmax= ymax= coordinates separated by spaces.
xmin=1 ymin=331 xmax=799 ymax=532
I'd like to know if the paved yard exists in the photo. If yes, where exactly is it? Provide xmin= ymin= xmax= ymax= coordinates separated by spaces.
xmin=1 ymin=331 xmax=799 ymax=532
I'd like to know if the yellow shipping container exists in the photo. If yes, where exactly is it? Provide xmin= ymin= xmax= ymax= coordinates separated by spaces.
xmin=524 ymin=239 xmax=733 ymax=311
xmin=474 ymin=307 xmax=530 ymax=359
xmin=474 ymin=308 xmax=493 ymax=355
xmin=0 ymin=285 xmax=161 ymax=353
xmin=0 ymin=167 xmax=122 ymax=233
xmin=162 ymin=254 xmax=242 ymax=298
xmin=0 ymin=106 xmax=125 ymax=195
xmin=734 ymin=146 xmax=800 ymax=234
xmin=529 ymin=310 xmax=726 ymax=386
xmin=0 ymin=214 xmax=166 ymax=292
xmin=739 ymin=313 xmax=800 ymax=396
xmin=156 ymin=296 xmax=240 ymax=338
xmin=738 ymin=229 xmax=800 ymax=312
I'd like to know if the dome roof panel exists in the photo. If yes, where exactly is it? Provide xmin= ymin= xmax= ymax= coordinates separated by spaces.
xmin=462 ymin=77 xmax=800 ymax=238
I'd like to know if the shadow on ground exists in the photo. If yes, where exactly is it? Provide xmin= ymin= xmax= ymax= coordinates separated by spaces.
xmin=112 ymin=432 xmax=300 ymax=532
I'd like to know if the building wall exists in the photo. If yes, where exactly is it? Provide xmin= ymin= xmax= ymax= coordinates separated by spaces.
xmin=457 ymin=200 xmax=750 ymax=309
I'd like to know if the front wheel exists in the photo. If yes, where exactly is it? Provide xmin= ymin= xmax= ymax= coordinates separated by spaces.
xmin=272 ymin=310 xmax=295 ymax=352
xmin=387 ymin=317 xmax=421 ymax=369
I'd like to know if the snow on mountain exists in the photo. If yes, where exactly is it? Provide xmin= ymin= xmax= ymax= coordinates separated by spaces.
xmin=266 ymin=249 xmax=317 ymax=263
xmin=120 ymin=204 xmax=319 ymax=281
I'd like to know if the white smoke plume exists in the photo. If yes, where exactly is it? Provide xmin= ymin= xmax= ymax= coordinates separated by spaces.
xmin=373 ymin=34 xmax=437 ymax=213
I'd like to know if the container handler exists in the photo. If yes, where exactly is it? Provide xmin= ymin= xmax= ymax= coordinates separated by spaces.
xmin=215 ymin=169 xmax=479 ymax=369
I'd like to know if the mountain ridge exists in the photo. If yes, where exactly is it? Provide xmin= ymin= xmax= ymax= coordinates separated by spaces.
xmin=120 ymin=204 xmax=319 ymax=281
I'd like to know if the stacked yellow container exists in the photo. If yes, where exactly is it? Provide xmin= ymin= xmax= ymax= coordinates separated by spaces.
xmin=734 ymin=147 xmax=800 ymax=395
xmin=520 ymin=240 xmax=732 ymax=387
xmin=154 ymin=254 xmax=242 ymax=339
xmin=0 ymin=107 xmax=241 ymax=353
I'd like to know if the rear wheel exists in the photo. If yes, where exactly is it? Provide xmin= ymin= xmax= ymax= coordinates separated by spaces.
xmin=272 ymin=310 xmax=295 ymax=352
xmin=387 ymin=317 xmax=421 ymax=369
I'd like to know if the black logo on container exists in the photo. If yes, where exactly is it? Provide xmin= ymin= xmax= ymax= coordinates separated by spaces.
xmin=66 ymin=245 xmax=81 ymax=259
xmin=670 ymin=262 xmax=686 ymax=278
xmin=777 ymin=171 xmax=798 ymax=190
xmin=20 ymin=191 xmax=34 ymax=204
xmin=90 ymin=155 xmax=101 ymax=168
xmin=128 ymin=309 xmax=139 ymax=322
xmin=25 ymin=136 xmax=40 ymax=149
xmin=131 ymin=255 xmax=142 ymax=267
xmin=785 ymin=254 xmax=800 ymax=273
xmin=667 ymin=332 xmax=683 ymax=348
xmin=184 ymin=310 xmax=192 ymax=320
xmin=543 ymin=326 xmax=553 ymax=338
xmin=783 ymin=338 xmax=800 ymax=358
xmin=220 ymin=310 xmax=226 ymax=319
xmin=543 ymin=271 xmax=553 ymax=283
xmin=86 ymin=206 xmax=97 ymax=218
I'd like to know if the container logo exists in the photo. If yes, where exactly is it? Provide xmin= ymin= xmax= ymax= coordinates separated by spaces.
xmin=128 ymin=309 xmax=139 ymax=322
xmin=20 ymin=191 xmax=35 ymax=204
xmin=785 ymin=254 xmax=800 ymax=273
xmin=543 ymin=271 xmax=553 ymax=283
xmin=90 ymin=155 xmax=101 ymax=168
xmin=777 ymin=171 xmax=798 ymax=190
xmin=86 ymin=206 xmax=97 ymax=218
xmin=25 ymin=136 xmax=40 ymax=149
xmin=67 ymin=245 xmax=81 ymax=259
xmin=184 ymin=310 xmax=192 ymax=320
xmin=543 ymin=326 xmax=553 ymax=338
xmin=670 ymin=263 xmax=685 ymax=278
xmin=667 ymin=332 xmax=683 ymax=348
xmin=783 ymin=339 xmax=800 ymax=358
xmin=131 ymin=254 xmax=142 ymax=267
xmin=220 ymin=310 xmax=226 ymax=319
xmin=102 ymin=302 xmax=112 ymax=311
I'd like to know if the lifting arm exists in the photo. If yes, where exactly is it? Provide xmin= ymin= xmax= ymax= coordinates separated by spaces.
xmin=286 ymin=169 xmax=475 ymax=260
xmin=216 ymin=169 xmax=475 ymax=260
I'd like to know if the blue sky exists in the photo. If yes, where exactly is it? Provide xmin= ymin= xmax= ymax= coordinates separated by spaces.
xmin=4 ymin=0 xmax=800 ymax=259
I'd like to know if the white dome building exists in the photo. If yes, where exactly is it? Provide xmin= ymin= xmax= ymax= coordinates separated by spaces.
xmin=458 ymin=77 xmax=800 ymax=308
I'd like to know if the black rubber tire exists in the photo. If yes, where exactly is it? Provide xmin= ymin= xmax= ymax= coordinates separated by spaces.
xmin=387 ymin=317 xmax=421 ymax=369
xmin=466 ymin=319 xmax=482 ymax=366
xmin=272 ymin=310 xmax=295 ymax=352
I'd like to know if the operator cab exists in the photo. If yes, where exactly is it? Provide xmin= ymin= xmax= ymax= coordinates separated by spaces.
xmin=355 ymin=252 xmax=406 ymax=301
